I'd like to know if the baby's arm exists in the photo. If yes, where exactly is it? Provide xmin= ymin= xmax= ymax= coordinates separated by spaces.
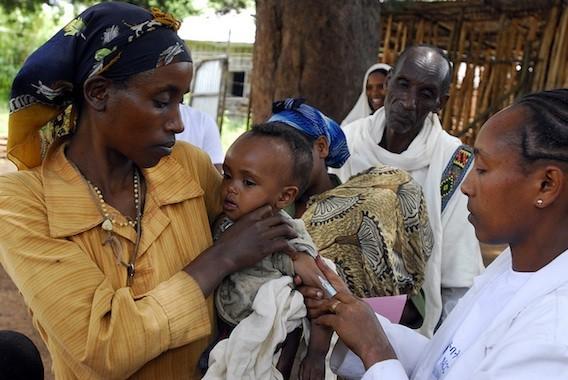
xmin=290 ymin=253 xmax=334 ymax=379
xmin=301 ymin=322 xmax=333 ymax=380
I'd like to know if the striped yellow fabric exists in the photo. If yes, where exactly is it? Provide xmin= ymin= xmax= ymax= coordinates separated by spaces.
xmin=0 ymin=138 xmax=222 ymax=379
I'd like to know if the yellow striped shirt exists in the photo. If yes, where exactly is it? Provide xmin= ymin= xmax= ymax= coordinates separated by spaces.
xmin=0 ymin=138 xmax=222 ymax=379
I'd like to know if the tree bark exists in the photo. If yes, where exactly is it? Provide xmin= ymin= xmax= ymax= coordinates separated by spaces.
xmin=252 ymin=0 xmax=381 ymax=124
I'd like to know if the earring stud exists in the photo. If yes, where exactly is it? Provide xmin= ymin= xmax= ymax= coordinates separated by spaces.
xmin=536 ymin=199 xmax=544 ymax=206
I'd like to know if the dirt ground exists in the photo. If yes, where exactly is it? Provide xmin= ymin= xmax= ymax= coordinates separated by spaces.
xmin=0 ymin=154 xmax=504 ymax=380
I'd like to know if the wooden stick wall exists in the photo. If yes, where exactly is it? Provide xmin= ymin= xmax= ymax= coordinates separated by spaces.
xmin=378 ymin=2 xmax=568 ymax=144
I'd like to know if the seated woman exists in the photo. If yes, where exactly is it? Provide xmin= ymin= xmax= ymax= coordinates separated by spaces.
xmin=299 ymin=88 xmax=568 ymax=380
xmin=341 ymin=63 xmax=391 ymax=126
xmin=269 ymin=98 xmax=433 ymax=326
xmin=0 ymin=3 xmax=296 ymax=379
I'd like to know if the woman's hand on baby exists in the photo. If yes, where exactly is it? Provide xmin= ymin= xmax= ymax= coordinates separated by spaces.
xmin=216 ymin=205 xmax=297 ymax=272
xmin=186 ymin=205 xmax=297 ymax=297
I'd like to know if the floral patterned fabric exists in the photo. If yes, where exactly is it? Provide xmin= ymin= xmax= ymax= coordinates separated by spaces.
xmin=302 ymin=165 xmax=434 ymax=298
xmin=268 ymin=98 xmax=350 ymax=169
xmin=8 ymin=1 xmax=191 ymax=169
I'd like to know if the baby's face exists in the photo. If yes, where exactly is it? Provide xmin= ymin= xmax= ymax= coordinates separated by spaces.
xmin=221 ymin=135 xmax=293 ymax=221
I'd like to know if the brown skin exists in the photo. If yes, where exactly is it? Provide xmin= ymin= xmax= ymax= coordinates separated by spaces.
xmin=299 ymin=257 xmax=397 ymax=369
xmin=461 ymin=105 xmax=568 ymax=272
xmin=366 ymin=71 xmax=387 ymax=112
xmin=299 ymin=104 xmax=568 ymax=371
xmin=381 ymin=47 xmax=450 ymax=153
xmin=222 ymin=134 xmax=299 ymax=221
xmin=67 ymin=61 xmax=297 ymax=298
xmin=220 ymin=134 xmax=332 ymax=379
xmin=294 ymin=136 xmax=335 ymax=218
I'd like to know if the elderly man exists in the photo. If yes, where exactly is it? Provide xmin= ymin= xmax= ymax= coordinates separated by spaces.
xmin=333 ymin=45 xmax=483 ymax=337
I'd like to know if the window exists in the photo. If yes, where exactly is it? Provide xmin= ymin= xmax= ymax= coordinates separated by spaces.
xmin=230 ymin=71 xmax=245 ymax=97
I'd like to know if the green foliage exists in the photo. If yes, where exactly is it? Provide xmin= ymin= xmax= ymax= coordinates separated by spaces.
xmin=0 ymin=7 xmax=62 ymax=105
xmin=208 ymin=0 xmax=253 ymax=14
xmin=0 ymin=0 xmax=252 ymax=17
xmin=0 ymin=0 xmax=252 ymax=105
xmin=220 ymin=112 xmax=248 ymax=152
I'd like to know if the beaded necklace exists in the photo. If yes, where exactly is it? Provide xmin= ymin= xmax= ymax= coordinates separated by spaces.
xmin=86 ymin=168 xmax=143 ymax=286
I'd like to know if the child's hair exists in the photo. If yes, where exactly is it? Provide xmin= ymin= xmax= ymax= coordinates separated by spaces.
xmin=247 ymin=121 xmax=314 ymax=194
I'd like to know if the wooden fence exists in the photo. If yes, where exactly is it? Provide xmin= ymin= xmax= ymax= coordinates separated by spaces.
xmin=378 ymin=0 xmax=568 ymax=143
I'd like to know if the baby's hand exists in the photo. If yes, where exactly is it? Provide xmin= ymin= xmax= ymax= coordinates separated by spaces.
xmin=290 ymin=252 xmax=324 ymax=290
xmin=300 ymin=350 xmax=326 ymax=380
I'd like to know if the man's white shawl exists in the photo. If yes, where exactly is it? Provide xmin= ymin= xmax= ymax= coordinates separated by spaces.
xmin=341 ymin=63 xmax=392 ymax=126
xmin=333 ymin=108 xmax=483 ymax=337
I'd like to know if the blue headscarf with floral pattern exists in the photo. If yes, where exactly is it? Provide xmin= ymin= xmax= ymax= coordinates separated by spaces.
xmin=8 ymin=1 xmax=191 ymax=169
xmin=268 ymin=98 xmax=350 ymax=168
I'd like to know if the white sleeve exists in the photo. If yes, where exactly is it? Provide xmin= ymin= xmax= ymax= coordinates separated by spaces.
xmin=199 ymin=113 xmax=224 ymax=165
xmin=473 ymin=297 xmax=568 ymax=380
xmin=473 ymin=341 xmax=568 ymax=380
xmin=440 ymin=185 xmax=484 ymax=289
xmin=331 ymin=313 xmax=429 ymax=378
xmin=362 ymin=360 xmax=409 ymax=380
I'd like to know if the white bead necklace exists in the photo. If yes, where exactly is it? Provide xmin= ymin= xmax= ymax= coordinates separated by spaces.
xmin=86 ymin=168 xmax=143 ymax=286
xmin=87 ymin=169 xmax=141 ymax=231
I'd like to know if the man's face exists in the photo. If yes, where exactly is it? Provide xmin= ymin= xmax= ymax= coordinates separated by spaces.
xmin=384 ymin=52 xmax=448 ymax=136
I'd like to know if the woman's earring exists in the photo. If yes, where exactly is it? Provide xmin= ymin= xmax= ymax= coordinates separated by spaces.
xmin=536 ymin=199 xmax=544 ymax=207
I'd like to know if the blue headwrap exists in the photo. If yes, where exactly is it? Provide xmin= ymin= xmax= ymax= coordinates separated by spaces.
xmin=268 ymin=98 xmax=350 ymax=168
xmin=8 ymin=2 xmax=191 ymax=169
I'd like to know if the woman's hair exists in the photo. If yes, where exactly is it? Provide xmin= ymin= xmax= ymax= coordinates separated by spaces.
xmin=514 ymin=88 xmax=568 ymax=166
xmin=248 ymin=121 xmax=314 ymax=194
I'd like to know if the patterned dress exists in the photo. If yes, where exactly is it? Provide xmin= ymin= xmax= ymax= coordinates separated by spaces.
xmin=302 ymin=166 xmax=433 ymax=298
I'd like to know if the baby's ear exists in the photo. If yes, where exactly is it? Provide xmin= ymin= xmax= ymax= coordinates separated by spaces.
xmin=276 ymin=185 xmax=299 ymax=209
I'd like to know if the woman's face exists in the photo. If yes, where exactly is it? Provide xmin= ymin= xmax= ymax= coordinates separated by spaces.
xmin=102 ymin=61 xmax=193 ymax=168
xmin=366 ymin=71 xmax=387 ymax=112
xmin=461 ymin=106 xmax=537 ymax=245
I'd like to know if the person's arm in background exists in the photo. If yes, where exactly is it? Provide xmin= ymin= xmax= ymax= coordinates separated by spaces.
xmin=198 ymin=110 xmax=224 ymax=174
xmin=440 ymin=183 xmax=484 ymax=322
xmin=177 ymin=104 xmax=224 ymax=173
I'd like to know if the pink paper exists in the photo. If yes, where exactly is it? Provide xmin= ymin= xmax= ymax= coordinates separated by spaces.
xmin=363 ymin=295 xmax=407 ymax=324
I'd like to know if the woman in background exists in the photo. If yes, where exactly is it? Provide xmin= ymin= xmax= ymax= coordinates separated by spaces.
xmin=341 ymin=63 xmax=391 ymax=126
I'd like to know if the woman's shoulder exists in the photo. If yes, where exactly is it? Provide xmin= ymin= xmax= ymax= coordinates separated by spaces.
xmin=171 ymin=140 xmax=212 ymax=169
xmin=339 ymin=165 xmax=415 ymax=191
xmin=510 ymin=283 xmax=568 ymax=343
xmin=168 ymin=141 xmax=222 ymax=210
xmin=0 ymin=168 xmax=43 ymax=197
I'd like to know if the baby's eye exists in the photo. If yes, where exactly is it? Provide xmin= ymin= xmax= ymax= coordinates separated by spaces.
xmin=222 ymin=172 xmax=231 ymax=180
xmin=243 ymin=178 xmax=256 ymax=187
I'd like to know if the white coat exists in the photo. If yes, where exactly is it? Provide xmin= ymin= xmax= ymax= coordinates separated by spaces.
xmin=331 ymin=247 xmax=568 ymax=380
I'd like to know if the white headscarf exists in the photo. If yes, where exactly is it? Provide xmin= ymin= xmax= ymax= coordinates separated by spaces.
xmin=341 ymin=63 xmax=391 ymax=126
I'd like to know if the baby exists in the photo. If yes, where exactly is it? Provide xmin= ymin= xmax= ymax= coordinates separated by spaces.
xmin=203 ymin=122 xmax=333 ymax=380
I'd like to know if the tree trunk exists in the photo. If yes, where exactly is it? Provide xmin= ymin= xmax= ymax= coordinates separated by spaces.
xmin=252 ymin=0 xmax=381 ymax=124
